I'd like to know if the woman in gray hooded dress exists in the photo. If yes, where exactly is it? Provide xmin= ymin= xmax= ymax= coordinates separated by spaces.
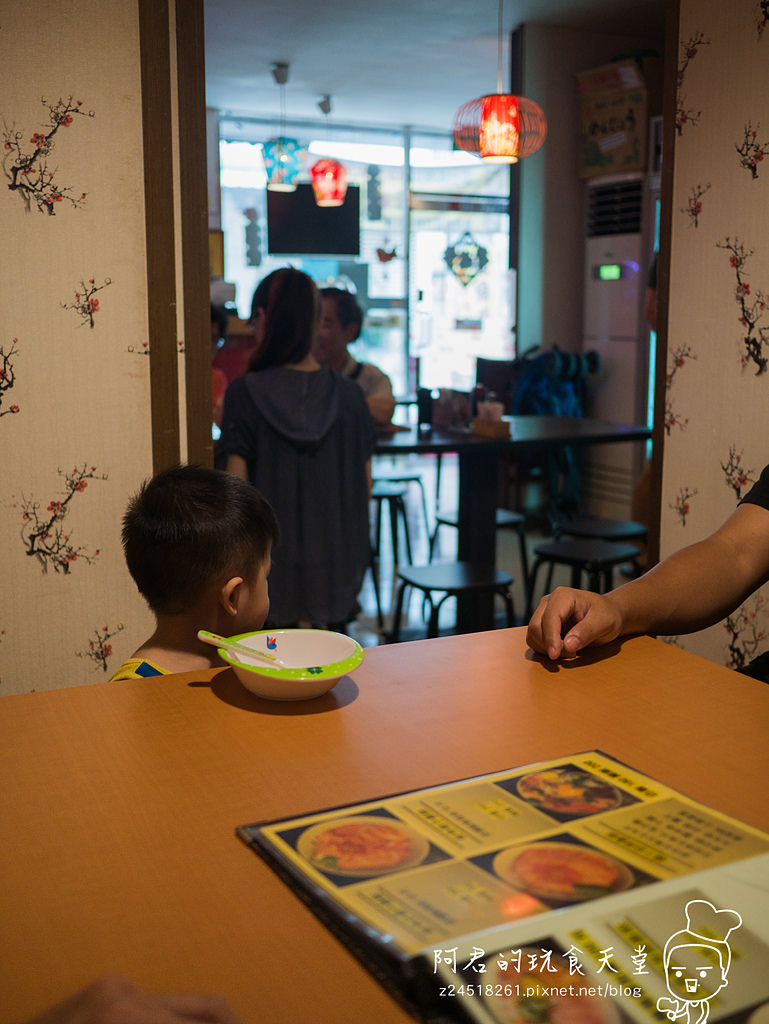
xmin=219 ymin=268 xmax=375 ymax=628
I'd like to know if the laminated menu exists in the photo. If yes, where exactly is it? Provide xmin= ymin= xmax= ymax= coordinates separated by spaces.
xmin=237 ymin=751 xmax=769 ymax=1024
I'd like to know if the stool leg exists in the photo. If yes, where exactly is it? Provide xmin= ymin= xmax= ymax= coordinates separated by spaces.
xmin=368 ymin=546 xmax=384 ymax=631
xmin=501 ymin=587 xmax=515 ymax=627
xmin=428 ymin=522 xmax=440 ymax=561
xmin=515 ymin=525 xmax=530 ymax=601
xmin=388 ymin=580 xmax=408 ymax=643
xmin=587 ymin=566 xmax=600 ymax=591
xmin=388 ymin=496 xmax=399 ymax=565
xmin=526 ymin=558 xmax=545 ymax=620
xmin=375 ymin=497 xmax=383 ymax=557
xmin=414 ymin=478 xmax=430 ymax=545
xmin=571 ymin=566 xmax=581 ymax=589
xmin=397 ymin=496 xmax=413 ymax=563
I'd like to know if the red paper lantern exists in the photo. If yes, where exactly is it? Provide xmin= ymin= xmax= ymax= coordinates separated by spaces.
xmin=453 ymin=94 xmax=547 ymax=163
xmin=310 ymin=158 xmax=348 ymax=206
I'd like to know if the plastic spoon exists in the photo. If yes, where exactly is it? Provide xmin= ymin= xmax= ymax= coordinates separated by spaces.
xmin=197 ymin=630 xmax=288 ymax=668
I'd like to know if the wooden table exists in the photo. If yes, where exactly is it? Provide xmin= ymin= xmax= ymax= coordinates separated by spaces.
xmin=2 ymin=629 xmax=767 ymax=1024
xmin=376 ymin=416 xmax=651 ymax=631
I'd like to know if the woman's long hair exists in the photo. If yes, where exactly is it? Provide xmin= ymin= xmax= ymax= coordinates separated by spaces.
xmin=248 ymin=268 xmax=319 ymax=371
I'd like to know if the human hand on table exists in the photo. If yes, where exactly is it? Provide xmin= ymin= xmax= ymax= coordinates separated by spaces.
xmin=23 ymin=974 xmax=241 ymax=1024
xmin=526 ymin=587 xmax=625 ymax=660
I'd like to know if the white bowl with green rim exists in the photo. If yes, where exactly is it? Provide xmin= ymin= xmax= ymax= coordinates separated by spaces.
xmin=219 ymin=628 xmax=364 ymax=701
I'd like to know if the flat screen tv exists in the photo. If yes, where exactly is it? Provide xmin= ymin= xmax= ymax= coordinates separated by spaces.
xmin=266 ymin=183 xmax=360 ymax=256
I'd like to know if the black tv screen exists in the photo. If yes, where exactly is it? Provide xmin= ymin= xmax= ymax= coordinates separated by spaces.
xmin=267 ymin=183 xmax=360 ymax=256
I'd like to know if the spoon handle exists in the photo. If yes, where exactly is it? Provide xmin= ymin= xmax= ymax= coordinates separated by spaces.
xmin=197 ymin=630 xmax=281 ymax=666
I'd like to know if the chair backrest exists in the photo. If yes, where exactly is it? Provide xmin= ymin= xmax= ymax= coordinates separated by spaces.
xmin=475 ymin=357 xmax=516 ymax=412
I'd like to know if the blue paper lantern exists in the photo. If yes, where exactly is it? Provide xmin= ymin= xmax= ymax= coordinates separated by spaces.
xmin=261 ymin=137 xmax=304 ymax=191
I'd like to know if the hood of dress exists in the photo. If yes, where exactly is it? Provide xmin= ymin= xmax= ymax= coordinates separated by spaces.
xmin=243 ymin=366 xmax=343 ymax=450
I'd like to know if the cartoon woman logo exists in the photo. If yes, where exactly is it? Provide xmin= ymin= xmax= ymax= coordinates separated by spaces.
xmin=657 ymin=899 xmax=742 ymax=1024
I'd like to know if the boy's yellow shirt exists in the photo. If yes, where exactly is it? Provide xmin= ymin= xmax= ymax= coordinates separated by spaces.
xmin=109 ymin=658 xmax=170 ymax=681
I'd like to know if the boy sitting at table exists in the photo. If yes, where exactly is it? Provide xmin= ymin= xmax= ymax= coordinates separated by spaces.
xmin=110 ymin=464 xmax=279 ymax=680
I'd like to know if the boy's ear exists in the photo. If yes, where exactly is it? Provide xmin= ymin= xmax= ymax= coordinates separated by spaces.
xmin=219 ymin=576 xmax=244 ymax=617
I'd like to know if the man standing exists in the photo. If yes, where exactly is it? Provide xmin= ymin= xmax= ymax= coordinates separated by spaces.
xmin=314 ymin=287 xmax=395 ymax=426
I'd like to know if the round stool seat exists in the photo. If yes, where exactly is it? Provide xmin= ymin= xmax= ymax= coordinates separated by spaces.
xmin=436 ymin=508 xmax=525 ymax=530
xmin=533 ymin=538 xmax=641 ymax=566
xmin=371 ymin=480 xmax=409 ymax=499
xmin=558 ymin=517 xmax=647 ymax=542
xmin=398 ymin=562 xmax=513 ymax=592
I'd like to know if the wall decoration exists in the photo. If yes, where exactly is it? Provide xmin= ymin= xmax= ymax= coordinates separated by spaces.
xmin=20 ymin=464 xmax=107 ymax=574
xmin=0 ymin=338 xmax=20 ymax=417
xmin=443 ymin=232 xmax=489 ymax=286
xmin=756 ymin=1 xmax=769 ymax=38
xmin=62 ymin=277 xmax=112 ymax=328
xmin=724 ymin=594 xmax=767 ymax=670
xmin=665 ymin=343 xmax=695 ymax=433
xmin=670 ymin=485 xmax=697 ymax=526
xmin=735 ymin=123 xmax=769 ymax=178
xmin=716 ymin=237 xmax=769 ymax=374
xmin=2 ymin=96 xmax=94 ymax=214
xmin=128 ymin=341 xmax=150 ymax=356
xmin=721 ymin=445 xmax=757 ymax=499
xmin=76 ymin=623 xmax=125 ymax=673
xmin=243 ymin=208 xmax=261 ymax=267
xmin=676 ymin=33 xmax=709 ymax=135
xmin=682 ymin=182 xmax=710 ymax=227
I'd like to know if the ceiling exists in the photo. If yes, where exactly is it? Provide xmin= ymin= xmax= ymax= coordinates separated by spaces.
xmin=204 ymin=0 xmax=667 ymax=134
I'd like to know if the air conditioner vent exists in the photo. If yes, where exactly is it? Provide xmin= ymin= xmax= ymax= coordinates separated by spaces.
xmin=587 ymin=179 xmax=643 ymax=237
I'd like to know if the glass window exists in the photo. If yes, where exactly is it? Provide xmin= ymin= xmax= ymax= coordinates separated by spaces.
xmin=218 ymin=120 xmax=512 ymax=398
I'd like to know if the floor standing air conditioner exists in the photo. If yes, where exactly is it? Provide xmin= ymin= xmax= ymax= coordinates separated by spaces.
xmin=580 ymin=171 xmax=657 ymax=518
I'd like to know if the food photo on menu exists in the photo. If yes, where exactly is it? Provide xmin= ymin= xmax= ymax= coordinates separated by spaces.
xmin=236 ymin=752 xmax=769 ymax=1024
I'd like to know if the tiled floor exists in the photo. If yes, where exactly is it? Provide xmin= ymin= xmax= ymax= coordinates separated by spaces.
xmin=347 ymin=453 xmax=557 ymax=648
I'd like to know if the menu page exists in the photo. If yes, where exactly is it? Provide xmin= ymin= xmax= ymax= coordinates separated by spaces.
xmin=239 ymin=752 xmax=769 ymax=958
xmin=430 ymin=853 xmax=769 ymax=1024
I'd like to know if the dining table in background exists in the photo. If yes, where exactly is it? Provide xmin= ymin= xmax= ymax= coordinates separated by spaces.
xmin=1 ymin=628 xmax=767 ymax=1024
xmin=375 ymin=415 xmax=652 ymax=631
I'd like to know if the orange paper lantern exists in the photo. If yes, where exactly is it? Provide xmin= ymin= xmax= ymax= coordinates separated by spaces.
xmin=310 ymin=158 xmax=348 ymax=207
xmin=453 ymin=94 xmax=547 ymax=163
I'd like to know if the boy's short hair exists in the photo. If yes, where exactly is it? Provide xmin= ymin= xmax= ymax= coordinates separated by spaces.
xmin=122 ymin=465 xmax=279 ymax=615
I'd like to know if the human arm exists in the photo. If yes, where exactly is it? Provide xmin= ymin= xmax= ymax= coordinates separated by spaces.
xmin=526 ymin=501 xmax=769 ymax=659
xmin=23 ymin=974 xmax=240 ymax=1024
xmin=225 ymin=454 xmax=248 ymax=481
xmin=366 ymin=393 xmax=396 ymax=427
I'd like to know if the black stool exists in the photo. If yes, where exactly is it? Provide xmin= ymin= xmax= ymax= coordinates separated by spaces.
xmin=372 ymin=465 xmax=430 ymax=543
xmin=557 ymin=516 xmax=647 ymax=545
xmin=371 ymin=481 xmax=413 ymax=565
xmin=430 ymin=508 xmax=530 ymax=596
xmin=388 ymin=563 xmax=515 ymax=641
xmin=526 ymin=538 xmax=641 ymax=619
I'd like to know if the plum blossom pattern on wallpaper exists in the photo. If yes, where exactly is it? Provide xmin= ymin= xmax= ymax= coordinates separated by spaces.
xmin=682 ymin=182 xmax=710 ymax=227
xmin=725 ymin=594 xmax=767 ymax=669
xmin=76 ymin=623 xmax=125 ymax=674
xmin=20 ymin=464 xmax=107 ymax=574
xmin=0 ymin=338 xmax=20 ymax=418
xmin=676 ymin=32 xmax=710 ymax=135
xmin=665 ymin=342 xmax=695 ymax=434
xmin=62 ymin=277 xmax=112 ymax=328
xmin=721 ymin=445 xmax=757 ymax=499
xmin=736 ymin=123 xmax=769 ymax=178
xmin=717 ymin=238 xmax=769 ymax=373
xmin=670 ymin=485 xmax=697 ymax=526
xmin=2 ymin=97 xmax=94 ymax=215
xmin=755 ymin=1 xmax=769 ymax=38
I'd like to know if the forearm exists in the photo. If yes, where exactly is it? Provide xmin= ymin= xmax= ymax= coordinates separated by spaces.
xmin=610 ymin=507 xmax=769 ymax=636
xmin=366 ymin=394 xmax=395 ymax=425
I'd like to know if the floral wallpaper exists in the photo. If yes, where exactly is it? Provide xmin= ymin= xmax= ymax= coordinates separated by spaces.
xmin=661 ymin=0 xmax=769 ymax=667
xmin=0 ymin=2 xmax=156 ymax=693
